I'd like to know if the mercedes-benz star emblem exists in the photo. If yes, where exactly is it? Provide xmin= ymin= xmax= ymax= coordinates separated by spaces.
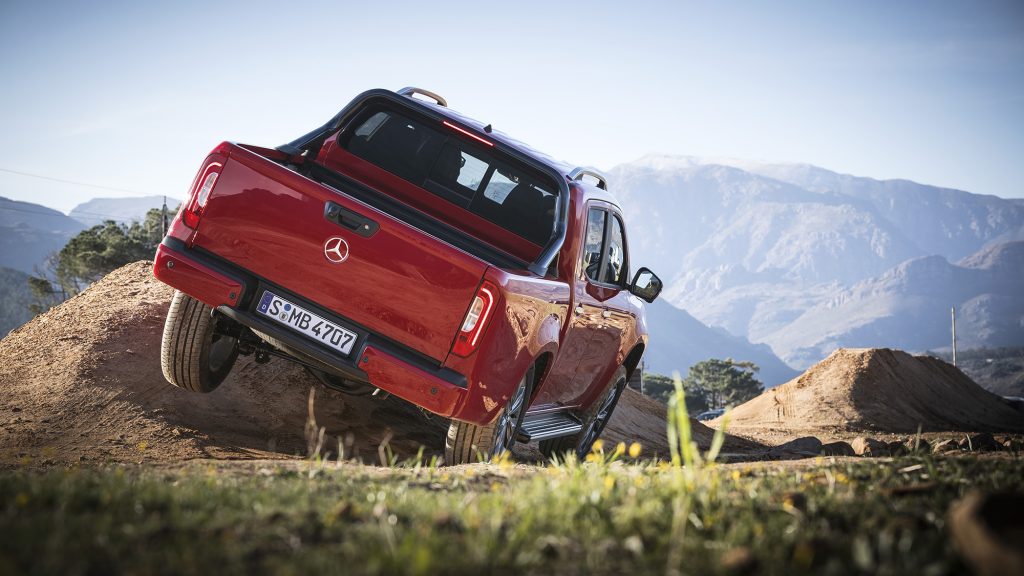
xmin=323 ymin=236 xmax=349 ymax=263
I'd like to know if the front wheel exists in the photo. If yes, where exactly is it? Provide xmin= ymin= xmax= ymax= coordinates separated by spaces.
xmin=541 ymin=366 xmax=627 ymax=460
xmin=160 ymin=290 xmax=239 ymax=393
xmin=445 ymin=365 xmax=533 ymax=465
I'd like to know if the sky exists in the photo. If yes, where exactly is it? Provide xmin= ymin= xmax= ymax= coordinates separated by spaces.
xmin=1 ymin=0 xmax=1022 ymax=213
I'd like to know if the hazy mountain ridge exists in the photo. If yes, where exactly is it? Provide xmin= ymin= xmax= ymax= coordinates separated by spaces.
xmin=610 ymin=155 xmax=1024 ymax=370
xmin=0 ymin=195 xmax=169 ymax=275
xmin=69 ymin=195 xmax=166 ymax=227
xmin=738 ymin=162 xmax=1024 ymax=261
xmin=0 ymin=197 xmax=85 ymax=274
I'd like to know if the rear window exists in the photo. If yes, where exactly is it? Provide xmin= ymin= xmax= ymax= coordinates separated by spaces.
xmin=341 ymin=107 xmax=557 ymax=246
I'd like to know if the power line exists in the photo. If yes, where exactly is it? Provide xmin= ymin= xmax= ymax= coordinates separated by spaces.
xmin=0 ymin=167 xmax=147 ymax=195
xmin=0 ymin=204 xmax=160 ymax=221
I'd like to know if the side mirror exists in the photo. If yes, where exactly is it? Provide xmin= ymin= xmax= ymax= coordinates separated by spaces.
xmin=629 ymin=267 xmax=662 ymax=303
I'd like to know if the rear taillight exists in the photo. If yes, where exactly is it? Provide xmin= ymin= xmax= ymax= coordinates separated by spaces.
xmin=451 ymin=280 xmax=499 ymax=357
xmin=181 ymin=159 xmax=224 ymax=229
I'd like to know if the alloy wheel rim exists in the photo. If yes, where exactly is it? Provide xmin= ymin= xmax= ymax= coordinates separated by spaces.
xmin=492 ymin=378 xmax=528 ymax=458
xmin=579 ymin=382 xmax=621 ymax=456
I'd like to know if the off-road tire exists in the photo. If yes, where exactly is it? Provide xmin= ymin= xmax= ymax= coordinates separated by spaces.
xmin=540 ymin=366 xmax=627 ymax=460
xmin=445 ymin=365 xmax=534 ymax=465
xmin=161 ymin=290 xmax=238 ymax=393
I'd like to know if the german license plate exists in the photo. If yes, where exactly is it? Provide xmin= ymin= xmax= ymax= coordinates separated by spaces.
xmin=256 ymin=291 xmax=357 ymax=356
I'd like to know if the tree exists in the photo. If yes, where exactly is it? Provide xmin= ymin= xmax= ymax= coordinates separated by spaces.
xmin=682 ymin=358 xmax=763 ymax=410
xmin=25 ymin=208 xmax=169 ymax=315
xmin=27 ymin=271 xmax=65 ymax=315
xmin=631 ymin=372 xmax=710 ymax=413
xmin=54 ymin=220 xmax=153 ymax=291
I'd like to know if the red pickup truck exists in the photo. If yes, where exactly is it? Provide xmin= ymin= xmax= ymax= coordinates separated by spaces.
xmin=153 ymin=87 xmax=662 ymax=464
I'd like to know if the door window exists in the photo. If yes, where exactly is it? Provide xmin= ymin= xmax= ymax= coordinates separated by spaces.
xmin=583 ymin=208 xmax=605 ymax=282
xmin=582 ymin=207 xmax=628 ymax=286
xmin=602 ymin=215 xmax=626 ymax=285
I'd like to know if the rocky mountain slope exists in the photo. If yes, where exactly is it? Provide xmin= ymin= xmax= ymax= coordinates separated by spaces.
xmin=767 ymin=242 xmax=1024 ymax=368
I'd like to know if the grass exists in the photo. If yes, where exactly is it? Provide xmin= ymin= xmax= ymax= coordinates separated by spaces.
xmin=2 ymin=383 xmax=1021 ymax=575
xmin=3 ymin=455 xmax=1022 ymax=575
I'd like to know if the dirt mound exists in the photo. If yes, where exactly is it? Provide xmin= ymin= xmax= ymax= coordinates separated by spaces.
xmin=0 ymin=261 xmax=749 ymax=467
xmin=716 ymin=348 xmax=1024 ymax=441
xmin=601 ymin=387 xmax=758 ymax=457
xmin=0 ymin=262 xmax=447 ymax=467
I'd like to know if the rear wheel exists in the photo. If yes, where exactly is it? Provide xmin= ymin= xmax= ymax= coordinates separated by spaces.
xmin=161 ymin=290 xmax=239 ymax=393
xmin=540 ymin=366 xmax=627 ymax=460
xmin=445 ymin=365 xmax=533 ymax=465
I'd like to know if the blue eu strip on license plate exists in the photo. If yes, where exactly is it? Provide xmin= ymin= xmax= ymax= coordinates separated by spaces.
xmin=256 ymin=291 xmax=357 ymax=356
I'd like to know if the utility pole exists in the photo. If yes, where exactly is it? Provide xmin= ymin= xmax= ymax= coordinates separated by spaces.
xmin=639 ymin=361 xmax=645 ymax=395
xmin=951 ymin=306 xmax=957 ymax=367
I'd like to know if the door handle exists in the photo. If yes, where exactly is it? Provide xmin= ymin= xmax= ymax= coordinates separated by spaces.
xmin=324 ymin=201 xmax=379 ymax=238
xmin=601 ymin=309 xmax=612 ymax=319
xmin=574 ymin=305 xmax=584 ymax=315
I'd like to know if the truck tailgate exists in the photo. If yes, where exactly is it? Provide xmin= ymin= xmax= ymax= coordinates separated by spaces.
xmin=192 ymin=146 xmax=488 ymax=363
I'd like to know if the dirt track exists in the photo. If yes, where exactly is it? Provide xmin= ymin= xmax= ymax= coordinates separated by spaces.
xmin=0 ymin=262 xmax=752 ymax=467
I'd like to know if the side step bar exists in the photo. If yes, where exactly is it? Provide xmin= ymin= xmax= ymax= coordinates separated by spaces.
xmin=517 ymin=412 xmax=583 ymax=443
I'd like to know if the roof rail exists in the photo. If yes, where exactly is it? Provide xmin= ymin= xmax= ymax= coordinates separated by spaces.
xmin=568 ymin=167 xmax=609 ymax=190
xmin=396 ymin=87 xmax=448 ymax=107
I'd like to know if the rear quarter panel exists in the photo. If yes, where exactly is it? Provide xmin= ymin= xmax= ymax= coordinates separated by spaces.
xmin=444 ymin=269 xmax=569 ymax=424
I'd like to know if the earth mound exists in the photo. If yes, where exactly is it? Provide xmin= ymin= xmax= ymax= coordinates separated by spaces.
xmin=0 ymin=261 xmax=753 ymax=467
xmin=716 ymin=348 xmax=1024 ymax=441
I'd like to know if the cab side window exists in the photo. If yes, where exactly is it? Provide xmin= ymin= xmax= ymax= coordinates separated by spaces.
xmin=582 ymin=208 xmax=629 ymax=286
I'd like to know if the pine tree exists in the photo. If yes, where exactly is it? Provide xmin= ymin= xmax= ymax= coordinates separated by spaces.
xmin=682 ymin=358 xmax=763 ymax=409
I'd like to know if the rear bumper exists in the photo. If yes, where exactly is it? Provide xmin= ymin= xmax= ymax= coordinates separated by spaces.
xmin=154 ymin=242 xmax=243 ymax=309
xmin=152 ymin=238 xmax=469 ymax=419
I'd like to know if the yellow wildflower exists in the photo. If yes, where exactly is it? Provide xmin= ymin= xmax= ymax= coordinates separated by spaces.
xmin=591 ymin=439 xmax=604 ymax=453
xmin=628 ymin=442 xmax=642 ymax=458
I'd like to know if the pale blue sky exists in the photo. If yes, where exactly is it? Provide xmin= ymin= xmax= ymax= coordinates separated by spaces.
xmin=1 ymin=0 xmax=1022 ymax=213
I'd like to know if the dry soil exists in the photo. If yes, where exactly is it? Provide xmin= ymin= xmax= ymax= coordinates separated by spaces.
xmin=0 ymin=261 xmax=753 ymax=467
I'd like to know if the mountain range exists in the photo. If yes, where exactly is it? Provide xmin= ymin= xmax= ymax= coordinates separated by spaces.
xmin=0 ymin=196 xmax=86 ymax=274
xmin=69 ymin=195 xmax=166 ymax=227
xmin=611 ymin=155 xmax=1024 ymax=370
xmin=0 ymin=195 xmax=167 ymax=274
